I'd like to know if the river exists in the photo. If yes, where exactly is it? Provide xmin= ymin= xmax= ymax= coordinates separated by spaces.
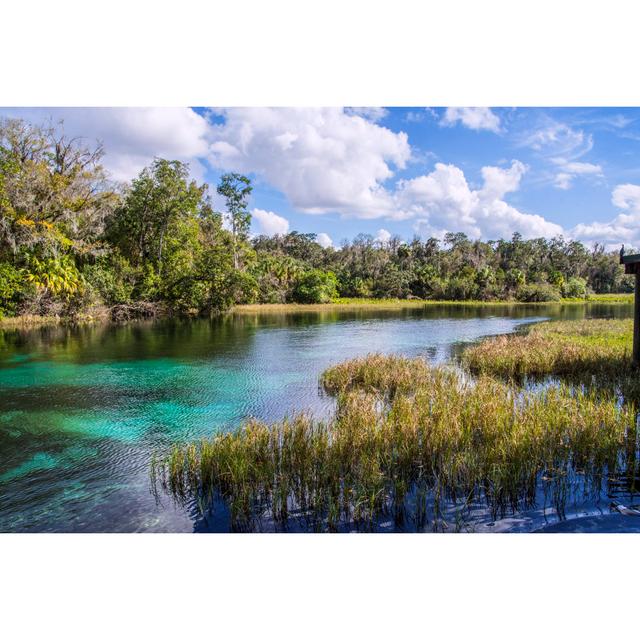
xmin=0 ymin=303 xmax=632 ymax=532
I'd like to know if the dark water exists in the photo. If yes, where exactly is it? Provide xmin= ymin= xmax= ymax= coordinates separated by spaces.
xmin=0 ymin=303 xmax=633 ymax=533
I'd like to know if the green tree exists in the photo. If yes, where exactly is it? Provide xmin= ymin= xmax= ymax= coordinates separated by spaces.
xmin=106 ymin=159 xmax=204 ymax=278
xmin=0 ymin=118 xmax=118 ymax=261
xmin=217 ymin=173 xmax=252 ymax=269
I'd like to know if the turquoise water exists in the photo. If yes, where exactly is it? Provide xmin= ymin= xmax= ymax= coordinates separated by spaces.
xmin=0 ymin=303 xmax=632 ymax=532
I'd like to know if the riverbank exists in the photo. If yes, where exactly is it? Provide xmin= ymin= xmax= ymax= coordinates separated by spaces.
xmin=0 ymin=309 xmax=110 ymax=328
xmin=232 ymin=293 xmax=633 ymax=314
xmin=1 ymin=293 xmax=633 ymax=328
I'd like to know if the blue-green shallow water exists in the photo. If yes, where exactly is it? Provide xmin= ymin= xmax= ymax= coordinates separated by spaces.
xmin=0 ymin=303 xmax=632 ymax=532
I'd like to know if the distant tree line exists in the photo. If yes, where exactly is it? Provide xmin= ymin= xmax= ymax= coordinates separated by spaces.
xmin=0 ymin=118 xmax=632 ymax=319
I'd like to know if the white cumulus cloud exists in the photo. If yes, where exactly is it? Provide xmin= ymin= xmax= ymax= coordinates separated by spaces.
xmin=316 ymin=232 xmax=333 ymax=248
xmin=441 ymin=107 xmax=501 ymax=133
xmin=205 ymin=109 xmax=568 ymax=242
xmin=573 ymin=184 xmax=640 ymax=248
xmin=251 ymin=208 xmax=290 ymax=236
xmin=207 ymin=107 xmax=411 ymax=219
xmin=345 ymin=107 xmax=389 ymax=122
xmin=375 ymin=228 xmax=392 ymax=244
xmin=398 ymin=160 xmax=563 ymax=240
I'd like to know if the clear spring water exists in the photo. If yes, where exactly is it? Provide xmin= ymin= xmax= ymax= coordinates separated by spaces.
xmin=0 ymin=303 xmax=633 ymax=533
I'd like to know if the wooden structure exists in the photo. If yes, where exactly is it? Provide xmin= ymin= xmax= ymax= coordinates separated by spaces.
xmin=620 ymin=246 xmax=640 ymax=365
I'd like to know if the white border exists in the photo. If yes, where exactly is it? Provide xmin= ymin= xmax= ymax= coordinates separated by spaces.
xmin=1 ymin=0 xmax=640 ymax=106
xmin=2 ymin=533 xmax=640 ymax=639
xmin=3 ymin=1 xmax=640 ymax=637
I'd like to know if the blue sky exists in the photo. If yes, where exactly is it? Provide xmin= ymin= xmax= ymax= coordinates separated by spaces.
xmin=3 ymin=107 xmax=640 ymax=249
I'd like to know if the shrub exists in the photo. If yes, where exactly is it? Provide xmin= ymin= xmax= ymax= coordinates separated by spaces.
xmin=410 ymin=265 xmax=444 ymax=299
xmin=516 ymin=282 xmax=561 ymax=302
xmin=23 ymin=255 xmax=84 ymax=300
xmin=0 ymin=261 xmax=32 ymax=316
xmin=445 ymin=275 xmax=478 ymax=300
xmin=505 ymin=268 xmax=526 ymax=290
xmin=562 ymin=276 xmax=588 ymax=298
xmin=162 ymin=277 xmax=209 ymax=314
xmin=338 ymin=275 xmax=373 ymax=298
xmin=224 ymin=270 xmax=259 ymax=305
xmin=293 ymin=269 xmax=338 ymax=303
xmin=372 ymin=263 xmax=410 ymax=298
xmin=82 ymin=255 xmax=138 ymax=306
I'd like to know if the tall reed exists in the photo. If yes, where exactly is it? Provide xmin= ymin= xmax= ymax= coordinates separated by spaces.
xmin=152 ymin=354 xmax=636 ymax=531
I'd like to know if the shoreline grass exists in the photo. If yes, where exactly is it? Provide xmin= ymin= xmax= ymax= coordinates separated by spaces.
xmin=2 ymin=293 xmax=632 ymax=327
xmin=231 ymin=293 xmax=633 ymax=314
xmin=0 ymin=314 xmax=67 ymax=327
xmin=463 ymin=318 xmax=634 ymax=379
xmin=152 ymin=354 xmax=637 ymax=532
xmin=0 ymin=312 xmax=109 ymax=328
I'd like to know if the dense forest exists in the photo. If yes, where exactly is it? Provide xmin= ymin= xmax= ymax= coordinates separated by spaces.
xmin=0 ymin=118 xmax=632 ymax=320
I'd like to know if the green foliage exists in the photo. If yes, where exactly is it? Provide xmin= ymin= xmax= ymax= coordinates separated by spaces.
xmin=82 ymin=255 xmax=138 ymax=306
xmin=372 ymin=263 xmax=410 ymax=298
xmin=338 ymin=275 xmax=373 ymax=298
xmin=217 ymin=173 xmax=252 ymax=269
xmin=444 ymin=267 xmax=479 ymax=300
xmin=226 ymin=270 xmax=259 ymax=305
xmin=505 ymin=268 xmax=525 ymax=290
xmin=292 ymin=269 xmax=338 ymax=303
xmin=516 ymin=282 xmax=562 ymax=302
xmin=410 ymin=264 xmax=445 ymax=299
xmin=0 ymin=117 xmax=635 ymax=320
xmin=105 ymin=158 xmax=204 ymax=275
xmin=562 ymin=276 xmax=588 ymax=298
xmin=23 ymin=255 xmax=84 ymax=299
xmin=0 ymin=261 xmax=31 ymax=315
xmin=253 ymin=253 xmax=304 ymax=303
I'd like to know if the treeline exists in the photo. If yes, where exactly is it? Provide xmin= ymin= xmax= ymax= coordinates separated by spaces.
xmin=0 ymin=118 xmax=632 ymax=319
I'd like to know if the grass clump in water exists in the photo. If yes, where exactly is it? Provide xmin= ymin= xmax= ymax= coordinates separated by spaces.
xmin=463 ymin=319 xmax=634 ymax=379
xmin=152 ymin=353 xmax=636 ymax=532
xmin=320 ymin=353 xmax=431 ymax=397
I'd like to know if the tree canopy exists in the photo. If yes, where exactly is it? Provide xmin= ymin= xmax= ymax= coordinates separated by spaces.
xmin=0 ymin=117 xmax=632 ymax=319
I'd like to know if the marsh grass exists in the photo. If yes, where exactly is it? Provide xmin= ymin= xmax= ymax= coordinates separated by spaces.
xmin=463 ymin=319 xmax=634 ymax=379
xmin=0 ymin=314 xmax=66 ymax=327
xmin=231 ymin=293 xmax=633 ymax=314
xmin=0 ymin=309 xmax=109 ymax=327
xmin=152 ymin=354 xmax=637 ymax=532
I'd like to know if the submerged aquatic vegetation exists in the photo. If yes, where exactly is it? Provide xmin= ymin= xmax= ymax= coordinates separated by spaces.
xmin=152 ymin=354 xmax=637 ymax=532
xmin=463 ymin=319 xmax=634 ymax=379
